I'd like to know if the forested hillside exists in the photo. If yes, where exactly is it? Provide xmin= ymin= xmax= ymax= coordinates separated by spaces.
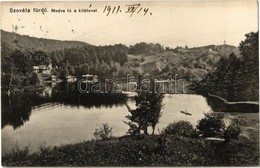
xmin=1 ymin=31 xmax=246 ymax=94
xmin=191 ymin=32 xmax=258 ymax=101
xmin=1 ymin=30 xmax=90 ymax=52
xmin=136 ymin=44 xmax=240 ymax=84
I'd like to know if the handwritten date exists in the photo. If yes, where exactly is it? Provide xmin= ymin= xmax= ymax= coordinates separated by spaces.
xmin=103 ymin=4 xmax=152 ymax=17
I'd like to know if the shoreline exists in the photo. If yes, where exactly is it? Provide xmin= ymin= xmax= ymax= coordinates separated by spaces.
xmin=2 ymin=132 xmax=259 ymax=166
xmin=208 ymin=93 xmax=259 ymax=105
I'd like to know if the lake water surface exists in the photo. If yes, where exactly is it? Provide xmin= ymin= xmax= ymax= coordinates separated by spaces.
xmin=2 ymin=83 xmax=212 ymax=154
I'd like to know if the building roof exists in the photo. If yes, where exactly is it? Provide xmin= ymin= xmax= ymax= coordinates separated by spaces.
xmin=33 ymin=65 xmax=49 ymax=70
xmin=33 ymin=66 xmax=39 ymax=70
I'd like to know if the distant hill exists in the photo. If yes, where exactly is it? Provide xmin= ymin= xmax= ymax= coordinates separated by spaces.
xmin=129 ymin=42 xmax=165 ymax=56
xmin=134 ymin=44 xmax=240 ymax=83
xmin=1 ymin=30 xmax=91 ymax=53
xmin=1 ymin=30 xmax=240 ymax=84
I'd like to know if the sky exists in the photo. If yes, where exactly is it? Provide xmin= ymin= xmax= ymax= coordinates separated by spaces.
xmin=0 ymin=0 xmax=258 ymax=48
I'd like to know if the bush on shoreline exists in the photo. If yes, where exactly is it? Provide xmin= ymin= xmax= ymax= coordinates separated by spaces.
xmin=162 ymin=120 xmax=195 ymax=137
xmin=93 ymin=123 xmax=113 ymax=140
xmin=197 ymin=112 xmax=225 ymax=137
xmin=224 ymin=119 xmax=241 ymax=140
xmin=196 ymin=112 xmax=242 ymax=141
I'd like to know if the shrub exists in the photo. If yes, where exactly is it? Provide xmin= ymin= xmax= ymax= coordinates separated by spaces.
xmin=124 ymin=121 xmax=140 ymax=136
xmin=162 ymin=121 xmax=194 ymax=137
xmin=224 ymin=119 xmax=241 ymax=140
xmin=196 ymin=112 xmax=225 ymax=137
xmin=93 ymin=123 xmax=113 ymax=140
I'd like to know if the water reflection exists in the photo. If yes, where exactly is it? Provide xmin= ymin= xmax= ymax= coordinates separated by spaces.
xmin=52 ymin=83 xmax=128 ymax=109
xmin=1 ymin=83 xmax=127 ymax=130
xmin=2 ymin=82 xmax=258 ymax=154
xmin=2 ymin=84 xmax=213 ymax=154
xmin=1 ymin=95 xmax=32 ymax=130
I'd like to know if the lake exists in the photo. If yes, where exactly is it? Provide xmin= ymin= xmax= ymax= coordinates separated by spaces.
xmin=2 ymin=83 xmax=212 ymax=154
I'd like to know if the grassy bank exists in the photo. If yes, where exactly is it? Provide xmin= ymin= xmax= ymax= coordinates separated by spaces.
xmin=2 ymin=134 xmax=259 ymax=166
xmin=2 ymin=112 xmax=259 ymax=166
xmin=229 ymin=113 xmax=259 ymax=148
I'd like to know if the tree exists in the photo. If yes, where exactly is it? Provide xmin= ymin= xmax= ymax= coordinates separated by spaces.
xmin=68 ymin=65 xmax=75 ymax=76
xmin=125 ymin=75 xmax=164 ymax=135
xmin=10 ymin=50 xmax=33 ymax=75
xmin=50 ymin=52 xmax=60 ymax=67
xmin=193 ymin=32 xmax=259 ymax=101
xmin=32 ymin=51 xmax=50 ymax=65
xmin=129 ymin=42 xmax=165 ymax=55
xmin=149 ymin=80 xmax=164 ymax=134
xmin=239 ymin=31 xmax=259 ymax=100
xmin=29 ymin=72 xmax=40 ymax=85
xmin=239 ymin=32 xmax=258 ymax=69
xmin=59 ymin=67 xmax=69 ymax=80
